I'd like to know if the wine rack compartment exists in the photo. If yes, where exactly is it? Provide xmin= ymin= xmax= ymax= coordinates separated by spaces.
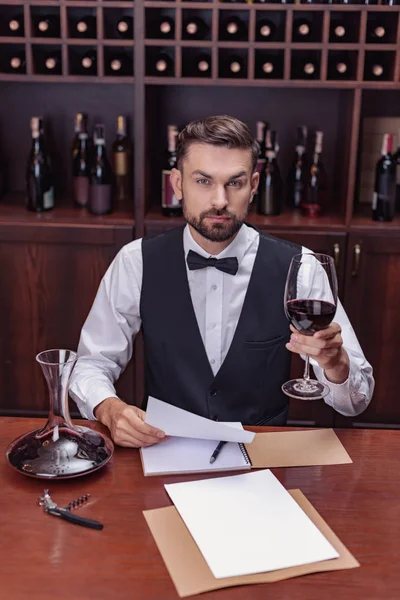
xmin=104 ymin=47 xmax=133 ymax=77
xmin=32 ymin=44 xmax=62 ymax=75
xmin=30 ymin=6 xmax=60 ymax=39
xmin=218 ymin=48 xmax=248 ymax=79
xmin=364 ymin=51 xmax=396 ymax=82
xmin=0 ymin=43 xmax=26 ymax=74
xmin=329 ymin=12 xmax=360 ymax=44
xmin=182 ymin=10 xmax=212 ymax=42
xmin=103 ymin=9 xmax=134 ymax=41
xmin=291 ymin=50 xmax=321 ymax=81
xmin=366 ymin=12 xmax=398 ymax=44
xmin=146 ymin=46 xmax=175 ymax=77
xmin=182 ymin=47 xmax=212 ymax=78
xmin=218 ymin=11 xmax=249 ymax=43
xmin=291 ymin=12 xmax=323 ymax=44
xmin=145 ymin=9 xmax=175 ymax=41
xmin=327 ymin=51 xmax=358 ymax=82
xmin=67 ymin=8 xmax=97 ymax=40
xmin=254 ymin=49 xmax=284 ymax=81
xmin=68 ymin=45 xmax=98 ymax=76
xmin=255 ymin=12 xmax=286 ymax=44
xmin=0 ymin=6 xmax=24 ymax=38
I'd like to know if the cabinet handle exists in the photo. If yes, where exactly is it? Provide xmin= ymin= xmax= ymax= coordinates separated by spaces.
xmin=351 ymin=244 xmax=361 ymax=277
xmin=333 ymin=243 xmax=340 ymax=271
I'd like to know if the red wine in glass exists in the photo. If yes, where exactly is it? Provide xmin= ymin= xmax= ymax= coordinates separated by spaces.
xmin=286 ymin=299 xmax=336 ymax=336
xmin=282 ymin=253 xmax=338 ymax=401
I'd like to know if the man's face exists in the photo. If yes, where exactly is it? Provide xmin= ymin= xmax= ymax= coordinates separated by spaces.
xmin=170 ymin=143 xmax=259 ymax=243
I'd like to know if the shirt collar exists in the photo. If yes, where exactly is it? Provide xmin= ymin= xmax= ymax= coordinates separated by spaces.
xmin=183 ymin=223 xmax=258 ymax=268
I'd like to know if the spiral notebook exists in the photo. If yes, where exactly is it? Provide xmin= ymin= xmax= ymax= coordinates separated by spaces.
xmin=141 ymin=436 xmax=251 ymax=476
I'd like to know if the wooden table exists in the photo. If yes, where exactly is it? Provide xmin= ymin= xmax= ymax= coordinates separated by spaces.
xmin=1 ymin=418 xmax=400 ymax=600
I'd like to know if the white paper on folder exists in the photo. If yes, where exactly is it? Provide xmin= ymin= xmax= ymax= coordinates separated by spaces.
xmin=145 ymin=396 xmax=255 ymax=443
xmin=165 ymin=469 xmax=339 ymax=579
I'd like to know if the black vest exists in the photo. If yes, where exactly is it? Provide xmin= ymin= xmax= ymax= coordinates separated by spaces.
xmin=140 ymin=226 xmax=300 ymax=426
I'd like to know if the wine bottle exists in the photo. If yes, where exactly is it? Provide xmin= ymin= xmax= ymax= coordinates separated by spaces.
xmin=162 ymin=125 xmax=181 ymax=217
xmin=112 ymin=116 xmax=133 ymax=204
xmin=367 ymin=23 xmax=387 ymax=43
xmin=108 ymin=53 xmax=133 ymax=76
xmin=256 ymin=56 xmax=279 ymax=79
xmin=221 ymin=56 xmax=245 ymax=77
xmin=117 ymin=16 xmax=133 ymax=39
xmin=152 ymin=53 xmax=174 ymax=76
xmin=75 ymin=16 xmax=97 ymax=38
xmin=330 ymin=18 xmax=347 ymax=41
xmin=293 ymin=58 xmax=318 ymax=79
xmin=72 ymin=117 xmax=90 ymax=208
xmin=252 ymin=121 xmax=267 ymax=212
xmin=257 ymin=19 xmax=276 ymax=41
xmin=34 ymin=16 xmax=60 ymax=38
xmin=26 ymin=117 xmax=54 ymax=213
xmin=9 ymin=51 xmax=26 ymax=74
xmin=364 ymin=55 xmax=387 ymax=81
xmin=258 ymin=130 xmax=282 ymax=216
xmin=192 ymin=54 xmax=211 ymax=77
xmin=302 ymin=131 xmax=327 ymax=217
xmin=292 ymin=18 xmax=312 ymax=42
xmin=183 ymin=17 xmax=209 ymax=40
xmin=287 ymin=126 xmax=308 ymax=210
xmin=222 ymin=16 xmax=247 ymax=41
xmin=81 ymin=50 xmax=97 ymax=73
xmin=8 ymin=15 xmax=24 ymax=36
xmin=72 ymin=113 xmax=88 ymax=160
xmin=43 ymin=52 xmax=61 ymax=73
xmin=372 ymin=134 xmax=396 ymax=222
xmin=89 ymin=125 xmax=113 ymax=215
xmin=154 ymin=16 xmax=174 ymax=39
xmin=393 ymin=131 xmax=400 ymax=212
xmin=328 ymin=58 xmax=350 ymax=80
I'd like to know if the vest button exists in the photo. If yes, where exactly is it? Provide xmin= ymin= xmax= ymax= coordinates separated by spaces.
xmin=209 ymin=389 xmax=218 ymax=397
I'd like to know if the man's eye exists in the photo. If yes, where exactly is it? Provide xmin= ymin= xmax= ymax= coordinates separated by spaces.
xmin=228 ymin=181 xmax=242 ymax=187
xmin=196 ymin=179 xmax=210 ymax=185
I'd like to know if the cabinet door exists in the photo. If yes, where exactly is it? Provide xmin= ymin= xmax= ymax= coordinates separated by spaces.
xmin=0 ymin=224 xmax=134 ymax=416
xmin=342 ymin=233 xmax=400 ymax=427
xmin=272 ymin=231 xmax=347 ymax=427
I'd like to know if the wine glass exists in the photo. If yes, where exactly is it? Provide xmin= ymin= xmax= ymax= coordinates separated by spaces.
xmin=282 ymin=253 xmax=338 ymax=400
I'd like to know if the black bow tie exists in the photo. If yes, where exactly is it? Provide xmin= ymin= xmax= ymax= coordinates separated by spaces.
xmin=187 ymin=250 xmax=239 ymax=276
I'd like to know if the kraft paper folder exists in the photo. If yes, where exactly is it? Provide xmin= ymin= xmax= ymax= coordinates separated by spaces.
xmin=140 ymin=428 xmax=353 ymax=476
xmin=143 ymin=489 xmax=360 ymax=598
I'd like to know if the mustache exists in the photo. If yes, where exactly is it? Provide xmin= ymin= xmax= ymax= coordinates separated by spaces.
xmin=200 ymin=209 xmax=234 ymax=219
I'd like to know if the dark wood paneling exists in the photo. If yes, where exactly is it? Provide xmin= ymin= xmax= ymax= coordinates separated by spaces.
xmin=343 ymin=233 xmax=400 ymax=427
xmin=0 ymin=224 xmax=134 ymax=416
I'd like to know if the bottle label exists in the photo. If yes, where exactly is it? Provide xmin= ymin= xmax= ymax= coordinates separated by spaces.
xmin=73 ymin=176 xmax=90 ymax=207
xmin=162 ymin=170 xmax=181 ymax=208
xmin=43 ymin=187 xmax=54 ymax=210
xmin=372 ymin=192 xmax=378 ymax=210
xmin=256 ymin=157 xmax=266 ymax=174
xmin=114 ymin=152 xmax=129 ymax=176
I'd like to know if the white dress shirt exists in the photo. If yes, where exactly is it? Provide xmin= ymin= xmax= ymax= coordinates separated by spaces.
xmin=69 ymin=224 xmax=374 ymax=420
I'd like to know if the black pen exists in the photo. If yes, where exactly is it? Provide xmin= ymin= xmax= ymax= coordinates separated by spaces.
xmin=209 ymin=441 xmax=227 ymax=464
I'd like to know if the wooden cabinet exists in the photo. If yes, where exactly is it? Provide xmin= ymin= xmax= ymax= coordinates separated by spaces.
xmin=0 ymin=213 xmax=134 ymax=416
xmin=340 ymin=233 xmax=400 ymax=428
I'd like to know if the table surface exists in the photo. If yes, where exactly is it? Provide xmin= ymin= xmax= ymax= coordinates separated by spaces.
xmin=1 ymin=418 xmax=400 ymax=600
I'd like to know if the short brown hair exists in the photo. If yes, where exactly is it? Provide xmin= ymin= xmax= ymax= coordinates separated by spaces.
xmin=176 ymin=115 xmax=259 ymax=173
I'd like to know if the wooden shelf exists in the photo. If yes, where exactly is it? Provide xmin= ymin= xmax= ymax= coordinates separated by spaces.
xmin=144 ymin=206 xmax=345 ymax=232
xmin=0 ymin=193 xmax=134 ymax=229
xmin=351 ymin=204 xmax=400 ymax=233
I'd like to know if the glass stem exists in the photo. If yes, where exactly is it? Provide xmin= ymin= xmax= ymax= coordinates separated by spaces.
xmin=303 ymin=355 xmax=311 ymax=382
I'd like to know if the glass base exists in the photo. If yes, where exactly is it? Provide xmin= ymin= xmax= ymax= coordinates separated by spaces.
xmin=6 ymin=425 xmax=114 ymax=479
xmin=282 ymin=378 xmax=329 ymax=401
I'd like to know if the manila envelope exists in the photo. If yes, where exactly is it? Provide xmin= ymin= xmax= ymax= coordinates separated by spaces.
xmin=245 ymin=428 xmax=353 ymax=468
xmin=143 ymin=489 xmax=359 ymax=598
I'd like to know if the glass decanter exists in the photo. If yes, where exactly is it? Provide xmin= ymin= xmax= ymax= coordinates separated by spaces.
xmin=6 ymin=349 xmax=114 ymax=479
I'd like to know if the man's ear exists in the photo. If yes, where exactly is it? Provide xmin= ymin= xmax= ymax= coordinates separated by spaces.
xmin=251 ymin=171 xmax=260 ymax=197
xmin=170 ymin=168 xmax=183 ymax=200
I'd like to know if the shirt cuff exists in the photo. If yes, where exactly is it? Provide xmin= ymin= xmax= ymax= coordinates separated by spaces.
xmin=71 ymin=384 xmax=120 ymax=421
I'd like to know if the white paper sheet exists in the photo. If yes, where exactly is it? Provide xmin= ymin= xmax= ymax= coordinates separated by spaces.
xmin=165 ymin=469 xmax=339 ymax=579
xmin=145 ymin=397 xmax=255 ymax=443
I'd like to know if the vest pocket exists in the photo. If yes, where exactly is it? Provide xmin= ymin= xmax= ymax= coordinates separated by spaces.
xmin=244 ymin=335 xmax=285 ymax=349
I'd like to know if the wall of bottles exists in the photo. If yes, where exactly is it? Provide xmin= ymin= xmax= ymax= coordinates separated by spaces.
xmin=0 ymin=4 xmax=399 ymax=83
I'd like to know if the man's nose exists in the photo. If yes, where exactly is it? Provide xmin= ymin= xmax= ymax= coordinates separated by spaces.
xmin=211 ymin=186 xmax=229 ymax=209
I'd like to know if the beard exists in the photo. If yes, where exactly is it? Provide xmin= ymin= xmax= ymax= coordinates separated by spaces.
xmin=183 ymin=197 xmax=250 ymax=243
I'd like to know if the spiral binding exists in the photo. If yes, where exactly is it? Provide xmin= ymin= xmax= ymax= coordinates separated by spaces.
xmin=238 ymin=443 xmax=252 ymax=466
